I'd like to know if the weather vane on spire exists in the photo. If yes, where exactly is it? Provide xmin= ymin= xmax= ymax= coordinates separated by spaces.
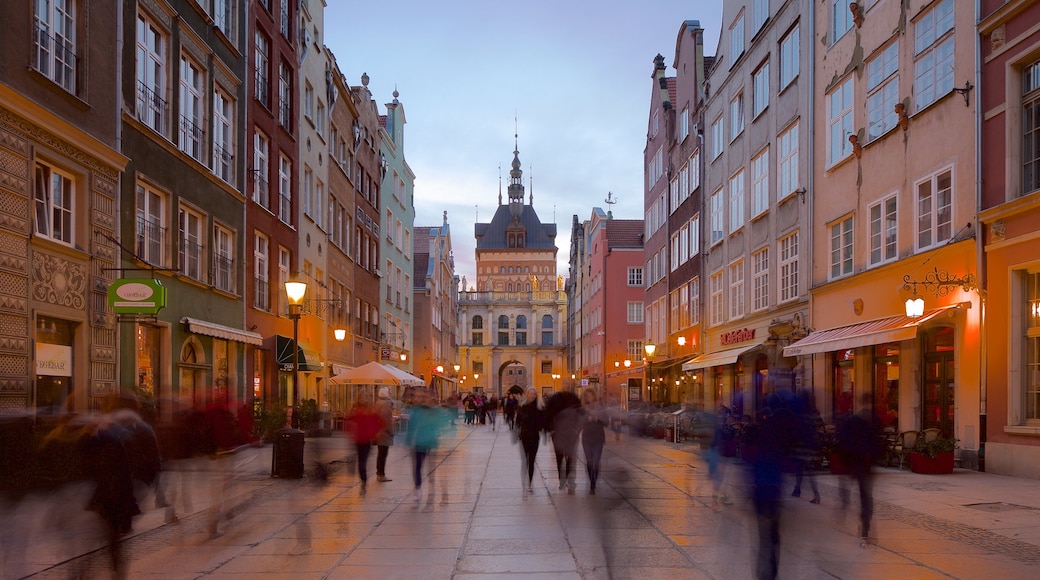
xmin=605 ymin=191 xmax=617 ymax=218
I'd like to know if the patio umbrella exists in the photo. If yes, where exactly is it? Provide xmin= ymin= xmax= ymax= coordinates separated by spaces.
xmin=329 ymin=361 xmax=425 ymax=386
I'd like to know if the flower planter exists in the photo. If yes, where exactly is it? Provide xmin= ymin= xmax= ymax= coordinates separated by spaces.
xmin=910 ymin=451 xmax=954 ymax=474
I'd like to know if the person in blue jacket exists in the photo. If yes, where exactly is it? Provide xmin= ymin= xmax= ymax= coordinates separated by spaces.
xmin=405 ymin=388 xmax=450 ymax=507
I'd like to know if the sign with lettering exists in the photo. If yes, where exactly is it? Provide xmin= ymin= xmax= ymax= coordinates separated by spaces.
xmin=108 ymin=279 xmax=167 ymax=315
xmin=36 ymin=343 xmax=72 ymax=376
xmin=720 ymin=328 xmax=756 ymax=346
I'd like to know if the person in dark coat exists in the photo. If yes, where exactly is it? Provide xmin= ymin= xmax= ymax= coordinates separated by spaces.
xmin=546 ymin=389 xmax=582 ymax=493
xmin=835 ymin=394 xmax=884 ymax=539
xmin=790 ymin=389 xmax=821 ymax=504
xmin=504 ymin=393 xmax=519 ymax=430
xmin=514 ymin=386 xmax=546 ymax=495
xmin=579 ymin=389 xmax=608 ymax=494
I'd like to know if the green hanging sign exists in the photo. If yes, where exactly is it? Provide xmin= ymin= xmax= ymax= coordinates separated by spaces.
xmin=108 ymin=278 xmax=167 ymax=315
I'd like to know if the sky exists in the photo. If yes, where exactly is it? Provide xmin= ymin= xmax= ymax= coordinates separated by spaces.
xmin=323 ymin=1 xmax=723 ymax=286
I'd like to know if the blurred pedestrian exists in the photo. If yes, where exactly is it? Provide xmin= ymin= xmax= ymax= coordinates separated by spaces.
xmin=405 ymin=388 xmax=450 ymax=507
xmin=346 ymin=394 xmax=386 ymax=496
xmin=546 ymin=388 xmax=581 ymax=494
xmin=835 ymin=394 xmax=883 ymax=540
xmin=463 ymin=394 xmax=476 ymax=425
xmin=579 ymin=389 xmax=608 ymax=495
xmin=486 ymin=395 xmax=499 ymax=430
xmin=514 ymin=386 xmax=546 ymax=495
xmin=374 ymin=387 xmax=395 ymax=483
xmin=476 ymin=394 xmax=487 ymax=425
xmin=791 ymin=389 xmax=822 ymax=504
xmin=504 ymin=393 xmax=518 ymax=430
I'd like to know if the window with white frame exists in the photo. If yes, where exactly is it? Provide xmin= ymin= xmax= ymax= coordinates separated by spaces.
xmin=679 ymin=223 xmax=690 ymax=265
xmin=254 ymin=233 xmax=269 ymax=310
xmin=828 ymin=77 xmax=854 ymax=165
xmin=752 ymin=147 xmax=769 ymax=217
xmin=278 ymin=154 xmax=291 ymax=223
xmin=1022 ymin=270 xmax=1040 ymax=422
xmin=690 ymin=215 xmax=700 ymax=258
xmin=711 ymin=117 xmax=724 ymax=160
xmin=830 ymin=216 xmax=854 ymax=279
xmin=254 ymin=30 xmax=269 ymax=107
xmin=253 ymin=130 xmax=269 ymax=207
xmin=627 ymin=302 xmax=644 ymax=324
xmin=278 ymin=246 xmax=290 ymax=314
xmin=869 ymin=195 xmax=898 ymax=265
xmin=753 ymin=62 xmax=769 ymax=118
xmin=213 ymin=224 xmax=233 ymax=292
xmin=710 ymin=270 xmax=724 ymax=326
xmin=729 ymin=169 xmax=745 ymax=233
xmin=279 ymin=0 xmax=290 ymax=39
xmin=178 ymin=205 xmax=204 ymax=281
xmin=753 ymin=247 xmax=769 ymax=312
xmin=730 ymin=93 xmax=745 ymax=141
xmin=710 ymin=189 xmax=724 ymax=245
xmin=304 ymin=82 xmax=313 ymax=120
xmin=779 ymin=121 xmax=799 ymax=197
xmin=136 ymin=182 xmax=166 ymax=266
xmin=914 ymin=0 xmax=954 ymax=111
xmin=690 ymin=277 xmax=700 ymax=325
xmin=730 ymin=11 xmax=745 ymax=62
xmin=278 ymin=61 xmax=291 ymax=130
xmin=316 ymin=100 xmax=326 ymax=135
xmin=213 ymin=88 xmax=233 ymax=183
xmin=628 ymin=267 xmax=643 ymax=286
xmin=303 ymin=166 xmax=313 ymax=217
xmin=670 ymin=232 xmax=681 ymax=271
xmin=729 ymin=260 xmax=745 ymax=320
xmin=315 ymin=180 xmax=325 ymax=229
xmin=178 ymin=55 xmax=204 ymax=161
xmin=689 ymin=150 xmax=701 ymax=192
xmin=867 ymin=41 xmax=899 ymax=141
xmin=213 ymin=0 xmax=232 ymax=37
xmin=669 ymin=177 xmax=680 ymax=215
xmin=136 ymin=13 xmax=166 ymax=134
xmin=33 ymin=161 xmax=74 ymax=245
xmin=33 ymin=0 xmax=77 ymax=92
xmin=1025 ymin=61 xmax=1040 ymax=196
xmin=916 ymin=167 xmax=953 ymax=250
xmin=832 ymin=0 xmax=853 ymax=43
xmin=779 ymin=231 xmax=799 ymax=302
xmin=680 ymin=105 xmax=690 ymax=142
xmin=752 ymin=0 xmax=768 ymax=33
xmin=780 ymin=24 xmax=799 ymax=89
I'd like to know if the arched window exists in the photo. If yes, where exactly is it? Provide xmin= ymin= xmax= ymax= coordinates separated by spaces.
xmin=525 ymin=266 xmax=530 ymax=273
xmin=516 ymin=315 xmax=527 ymax=329
xmin=541 ymin=315 xmax=554 ymax=346
xmin=526 ymin=283 xmax=531 ymax=292
xmin=500 ymin=266 xmax=505 ymax=273
xmin=542 ymin=315 xmax=553 ymax=328
xmin=472 ymin=315 xmax=483 ymax=329
xmin=516 ymin=315 xmax=528 ymax=345
xmin=498 ymin=315 xmax=509 ymax=329
xmin=507 ymin=283 xmax=513 ymax=292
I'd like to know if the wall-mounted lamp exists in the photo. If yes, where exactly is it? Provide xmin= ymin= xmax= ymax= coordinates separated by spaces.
xmin=334 ymin=328 xmax=346 ymax=341
xmin=796 ymin=187 xmax=807 ymax=204
xmin=677 ymin=336 xmax=686 ymax=347
xmin=902 ymin=267 xmax=978 ymax=318
xmin=400 ymin=353 xmax=407 ymax=362
xmin=952 ymin=81 xmax=974 ymax=107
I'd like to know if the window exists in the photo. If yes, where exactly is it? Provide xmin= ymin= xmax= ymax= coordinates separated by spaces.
xmin=867 ymin=41 xmax=899 ymax=141
xmin=710 ymin=189 xmax=724 ymax=245
xmin=689 ymin=150 xmax=700 ymax=193
xmin=752 ymin=0 xmax=768 ymax=33
xmin=729 ymin=169 xmax=745 ymax=233
xmin=710 ymin=270 xmax=724 ymax=326
xmin=278 ymin=61 xmax=291 ymax=130
xmin=729 ymin=260 xmax=745 ymax=320
xmin=213 ymin=89 xmax=233 ymax=182
xmin=178 ymin=205 xmax=204 ymax=280
xmin=315 ymin=180 xmax=325 ymax=228
xmin=33 ymin=0 xmax=77 ymax=92
xmin=253 ymin=131 xmax=269 ymax=207
xmin=213 ymin=0 xmax=232 ymax=37
xmin=472 ymin=315 xmax=483 ymax=329
xmin=779 ymin=25 xmax=799 ymax=89
xmin=136 ymin=13 xmax=166 ymax=134
xmin=303 ymin=166 xmax=313 ymax=217
xmin=711 ymin=117 xmax=724 ymax=160
xmin=914 ymin=0 xmax=954 ymax=110
xmin=679 ymin=105 xmax=689 ymax=141
xmin=832 ymin=0 xmax=854 ymax=43
xmin=690 ymin=277 xmax=700 ymax=325
xmin=472 ymin=331 xmax=484 ymax=346
xmin=830 ymin=216 xmax=854 ymax=279
xmin=917 ymin=168 xmax=953 ymax=249
xmin=542 ymin=314 xmax=554 ymax=345
xmin=730 ymin=93 xmax=744 ymax=141
xmin=753 ymin=63 xmax=769 ymax=118
xmin=780 ymin=231 xmax=799 ymax=302
xmin=254 ymin=31 xmax=270 ymax=107
xmin=753 ymin=248 xmax=769 ymax=312
xmin=304 ymin=82 xmax=313 ymax=120
xmin=178 ymin=55 xmax=204 ymax=161
xmin=1023 ymin=271 xmax=1040 ymax=421
xmin=828 ymin=77 xmax=854 ymax=165
xmin=498 ymin=331 xmax=509 ymax=346
xmin=279 ymin=0 xmax=290 ymax=39
xmin=752 ymin=148 xmax=769 ymax=217
xmin=730 ymin=12 xmax=745 ymax=61
xmin=254 ymin=233 xmax=268 ymax=310
xmin=869 ymin=196 xmax=898 ymax=265
xmin=278 ymin=246 xmax=290 ymax=314
xmin=516 ymin=315 xmax=527 ymax=346
xmin=317 ymin=101 xmax=326 ymax=135
xmin=278 ymin=154 xmax=291 ymax=223
xmin=33 ymin=161 xmax=74 ymax=244
xmin=627 ymin=302 xmax=644 ymax=324
xmin=779 ymin=122 xmax=799 ymax=197
xmin=628 ymin=267 xmax=643 ymax=287
xmin=689 ymin=215 xmax=700 ymax=258
xmin=136 ymin=183 xmax=166 ymax=265
xmin=213 ymin=225 xmax=233 ymax=293
xmin=1025 ymin=60 xmax=1040 ymax=195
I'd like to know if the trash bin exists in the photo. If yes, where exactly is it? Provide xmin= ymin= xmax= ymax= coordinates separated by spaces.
xmin=271 ymin=427 xmax=305 ymax=478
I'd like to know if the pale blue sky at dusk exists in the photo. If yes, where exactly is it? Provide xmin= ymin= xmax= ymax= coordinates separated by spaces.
xmin=323 ymin=1 xmax=723 ymax=284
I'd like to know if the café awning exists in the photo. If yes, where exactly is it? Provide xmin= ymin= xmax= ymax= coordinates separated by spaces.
xmin=782 ymin=305 xmax=959 ymax=357
xmin=681 ymin=342 xmax=763 ymax=371
xmin=181 ymin=317 xmax=263 ymax=345
xmin=276 ymin=335 xmax=323 ymax=372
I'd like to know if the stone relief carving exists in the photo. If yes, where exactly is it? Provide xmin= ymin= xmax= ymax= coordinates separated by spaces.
xmin=31 ymin=252 xmax=86 ymax=309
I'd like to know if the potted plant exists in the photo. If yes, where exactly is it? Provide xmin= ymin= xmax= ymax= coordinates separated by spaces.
xmin=910 ymin=435 xmax=958 ymax=474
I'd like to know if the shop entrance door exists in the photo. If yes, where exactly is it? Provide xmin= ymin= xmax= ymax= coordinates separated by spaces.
xmin=922 ymin=327 xmax=955 ymax=438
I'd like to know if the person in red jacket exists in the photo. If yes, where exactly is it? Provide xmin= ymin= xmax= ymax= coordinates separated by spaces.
xmin=346 ymin=394 xmax=387 ymax=496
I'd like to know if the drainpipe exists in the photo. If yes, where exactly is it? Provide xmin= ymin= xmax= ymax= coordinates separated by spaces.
xmin=805 ymin=0 xmax=817 ymax=407
xmin=974 ymin=0 xmax=986 ymax=472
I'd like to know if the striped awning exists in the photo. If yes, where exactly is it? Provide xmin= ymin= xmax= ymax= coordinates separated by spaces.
xmin=782 ymin=305 xmax=959 ymax=357
xmin=682 ymin=342 xmax=763 ymax=371
xmin=181 ymin=317 xmax=263 ymax=345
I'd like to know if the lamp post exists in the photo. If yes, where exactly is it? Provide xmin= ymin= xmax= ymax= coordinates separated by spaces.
xmin=644 ymin=343 xmax=656 ymax=404
xmin=285 ymin=279 xmax=307 ymax=428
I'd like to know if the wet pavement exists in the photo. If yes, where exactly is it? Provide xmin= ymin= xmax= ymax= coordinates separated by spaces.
xmin=8 ymin=423 xmax=1040 ymax=579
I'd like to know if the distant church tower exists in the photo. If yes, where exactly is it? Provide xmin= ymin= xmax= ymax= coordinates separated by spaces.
xmin=458 ymin=137 xmax=568 ymax=398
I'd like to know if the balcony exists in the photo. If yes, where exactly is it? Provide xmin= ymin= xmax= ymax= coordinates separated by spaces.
xmin=136 ymin=81 xmax=167 ymax=135
xmin=179 ymin=239 xmax=202 ymax=281
xmin=278 ymin=192 xmax=291 ymax=223
xmin=212 ymin=254 xmax=234 ymax=293
xmin=459 ymin=290 xmax=565 ymax=304
xmin=179 ymin=116 xmax=203 ymax=161
xmin=213 ymin=144 xmax=233 ymax=184
xmin=32 ymin=22 xmax=76 ymax=92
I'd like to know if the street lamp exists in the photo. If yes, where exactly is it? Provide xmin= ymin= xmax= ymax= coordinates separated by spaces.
xmin=285 ymin=279 xmax=307 ymax=428
xmin=644 ymin=343 xmax=656 ymax=404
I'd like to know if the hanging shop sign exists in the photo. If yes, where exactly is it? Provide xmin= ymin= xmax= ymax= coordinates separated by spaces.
xmin=108 ymin=279 xmax=167 ymax=315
